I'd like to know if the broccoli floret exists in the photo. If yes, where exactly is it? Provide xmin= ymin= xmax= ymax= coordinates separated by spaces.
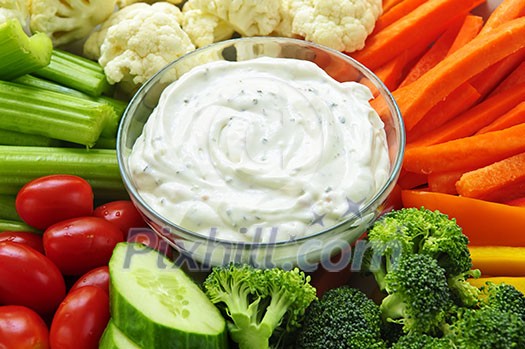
xmin=380 ymin=253 xmax=454 ymax=335
xmin=295 ymin=286 xmax=386 ymax=349
xmin=203 ymin=263 xmax=317 ymax=349
xmin=481 ymin=282 xmax=525 ymax=321
xmin=391 ymin=333 xmax=452 ymax=349
xmin=364 ymin=207 xmax=481 ymax=307
xmin=446 ymin=307 xmax=525 ymax=349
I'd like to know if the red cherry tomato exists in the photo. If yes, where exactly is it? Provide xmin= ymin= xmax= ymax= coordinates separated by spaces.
xmin=69 ymin=266 xmax=110 ymax=295
xmin=0 ymin=231 xmax=45 ymax=254
xmin=0 ymin=305 xmax=50 ymax=349
xmin=0 ymin=242 xmax=66 ymax=317
xmin=50 ymin=286 xmax=109 ymax=349
xmin=93 ymin=200 xmax=147 ymax=238
xmin=15 ymin=175 xmax=94 ymax=230
xmin=43 ymin=216 xmax=124 ymax=276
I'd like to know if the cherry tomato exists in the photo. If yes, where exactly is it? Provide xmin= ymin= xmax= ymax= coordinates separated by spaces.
xmin=69 ymin=266 xmax=109 ymax=295
xmin=0 ymin=242 xmax=66 ymax=317
xmin=0 ymin=305 xmax=50 ymax=349
xmin=93 ymin=200 xmax=147 ymax=239
xmin=43 ymin=216 xmax=124 ymax=276
xmin=0 ymin=231 xmax=45 ymax=254
xmin=16 ymin=175 xmax=94 ymax=230
xmin=50 ymin=286 xmax=109 ymax=349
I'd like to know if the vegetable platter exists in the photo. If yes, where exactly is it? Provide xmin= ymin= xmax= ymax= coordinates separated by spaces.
xmin=1 ymin=0 xmax=525 ymax=348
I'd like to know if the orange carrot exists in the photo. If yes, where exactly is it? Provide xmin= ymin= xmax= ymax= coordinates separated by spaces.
xmin=480 ymin=0 xmax=525 ymax=34
xmin=427 ymin=170 xmax=463 ymax=194
xmin=456 ymin=151 xmax=525 ymax=203
xmin=382 ymin=0 xmax=406 ymax=13
xmin=401 ymin=189 xmax=525 ymax=246
xmin=398 ymin=16 xmax=465 ymax=87
xmin=407 ymin=82 xmax=525 ymax=147
xmin=397 ymin=170 xmax=428 ymax=190
xmin=403 ymin=123 xmax=525 ymax=174
xmin=476 ymin=101 xmax=525 ymax=134
xmin=447 ymin=15 xmax=484 ymax=55
xmin=373 ymin=0 xmax=428 ymax=33
xmin=406 ymin=82 xmax=481 ymax=142
xmin=351 ymin=0 xmax=484 ymax=70
xmin=490 ymin=61 xmax=525 ymax=96
xmin=469 ymin=277 xmax=525 ymax=293
xmin=469 ymin=47 xmax=525 ymax=97
xmin=393 ymin=16 xmax=525 ymax=131
xmin=367 ymin=51 xmax=409 ymax=92
xmin=505 ymin=197 xmax=525 ymax=207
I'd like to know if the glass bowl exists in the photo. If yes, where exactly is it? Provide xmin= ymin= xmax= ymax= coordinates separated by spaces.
xmin=117 ymin=37 xmax=405 ymax=271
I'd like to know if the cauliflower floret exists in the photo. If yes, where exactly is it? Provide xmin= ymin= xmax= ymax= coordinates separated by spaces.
xmin=29 ymin=0 xmax=116 ymax=47
xmin=181 ymin=0 xmax=235 ymax=48
xmin=84 ymin=2 xmax=195 ymax=92
xmin=190 ymin=0 xmax=282 ymax=37
xmin=116 ymin=0 xmax=184 ymax=8
xmin=0 ymin=0 xmax=29 ymax=26
xmin=288 ymin=0 xmax=382 ymax=53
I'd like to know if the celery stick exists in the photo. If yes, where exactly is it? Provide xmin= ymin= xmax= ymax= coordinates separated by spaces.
xmin=0 ymin=19 xmax=52 ymax=80
xmin=0 ymin=146 xmax=127 ymax=199
xmin=0 ymin=128 xmax=61 ymax=147
xmin=0 ymin=195 xmax=21 ymax=221
xmin=0 ymin=80 xmax=113 ymax=146
xmin=0 ymin=219 xmax=38 ymax=233
xmin=94 ymin=137 xmax=117 ymax=149
xmin=14 ymin=75 xmax=127 ymax=138
xmin=33 ymin=49 xmax=113 ymax=97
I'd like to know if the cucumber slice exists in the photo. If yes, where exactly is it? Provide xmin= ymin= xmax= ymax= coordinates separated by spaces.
xmin=109 ymin=242 xmax=228 ymax=349
xmin=99 ymin=320 xmax=141 ymax=349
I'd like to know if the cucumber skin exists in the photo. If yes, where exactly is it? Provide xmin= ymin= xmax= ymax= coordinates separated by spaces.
xmin=109 ymin=243 xmax=229 ymax=349
xmin=99 ymin=320 xmax=141 ymax=349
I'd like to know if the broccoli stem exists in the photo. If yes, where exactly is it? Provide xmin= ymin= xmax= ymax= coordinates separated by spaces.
xmin=380 ymin=293 xmax=407 ymax=322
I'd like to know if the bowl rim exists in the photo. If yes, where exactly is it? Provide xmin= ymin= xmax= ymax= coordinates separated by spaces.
xmin=117 ymin=36 xmax=406 ymax=248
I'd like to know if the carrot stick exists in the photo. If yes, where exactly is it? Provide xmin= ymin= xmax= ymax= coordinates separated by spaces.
xmin=401 ymin=189 xmax=525 ymax=246
xmin=479 ymin=0 xmax=525 ymax=34
xmin=469 ymin=247 xmax=525 ymax=277
xmin=397 ymin=170 xmax=427 ymax=189
xmin=406 ymin=82 xmax=481 ymax=142
xmin=447 ymin=15 xmax=484 ymax=55
xmin=427 ymin=170 xmax=463 ymax=194
xmin=476 ymin=101 xmax=525 ymax=134
xmin=393 ymin=16 xmax=525 ymax=131
xmin=367 ymin=52 xmax=409 ymax=92
xmin=403 ymin=123 xmax=525 ymax=174
xmin=407 ymin=82 xmax=525 ymax=147
xmin=490 ymin=61 xmax=525 ymax=96
xmin=456 ymin=151 xmax=525 ymax=203
xmin=373 ymin=0 xmax=428 ymax=33
xmin=398 ymin=16 xmax=465 ymax=87
xmin=469 ymin=47 xmax=525 ymax=97
xmin=382 ymin=0 xmax=406 ymax=13
xmin=351 ymin=0 xmax=484 ymax=70
xmin=469 ymin=277 xmax=525 ymax=293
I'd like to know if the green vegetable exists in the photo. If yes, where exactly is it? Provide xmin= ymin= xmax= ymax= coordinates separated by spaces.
xmin=99 ymin=320 xmax=141 ymax=349
xmin=0 ymin=80 xmax=114 ymax=147
xmin=0 ymin=218 xmax=38 ymax=233
xmin=203 ymin=263 xmax=317 ymax=349
xmin=0 ymin=19 xmax=52 ymax=80
xmin=481 ymin=282 xmax=525 ymax=321
xmin=364 ymin=207 xmax=481 ymax=307
xmin=0 ymin=195 xmax=21 ymax=221
xmin=33 ymin=49 xmax=113 ymax=97
xmin=0 ymin=128 xmax=61 ymax=147
xmin=14 ymin=74 xmax=127 ymax=139
xmin=109 ymin=242 xmax=228 ymax=349
xmin=295 ymin=286 xmax=386 ymax=349
xmin=445 ymin=307 xmax=525 ymax=349
xmin=0 ymin=145 xmax=126 ymax=199
xmin=390 ymin=333 xmax=452 ymax=349
xmin=380 ymin=254 xmax=454 ymax=335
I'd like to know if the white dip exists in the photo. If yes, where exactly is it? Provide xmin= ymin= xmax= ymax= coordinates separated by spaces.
xmin=128 ymin=56 xmax=390 ymax=243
